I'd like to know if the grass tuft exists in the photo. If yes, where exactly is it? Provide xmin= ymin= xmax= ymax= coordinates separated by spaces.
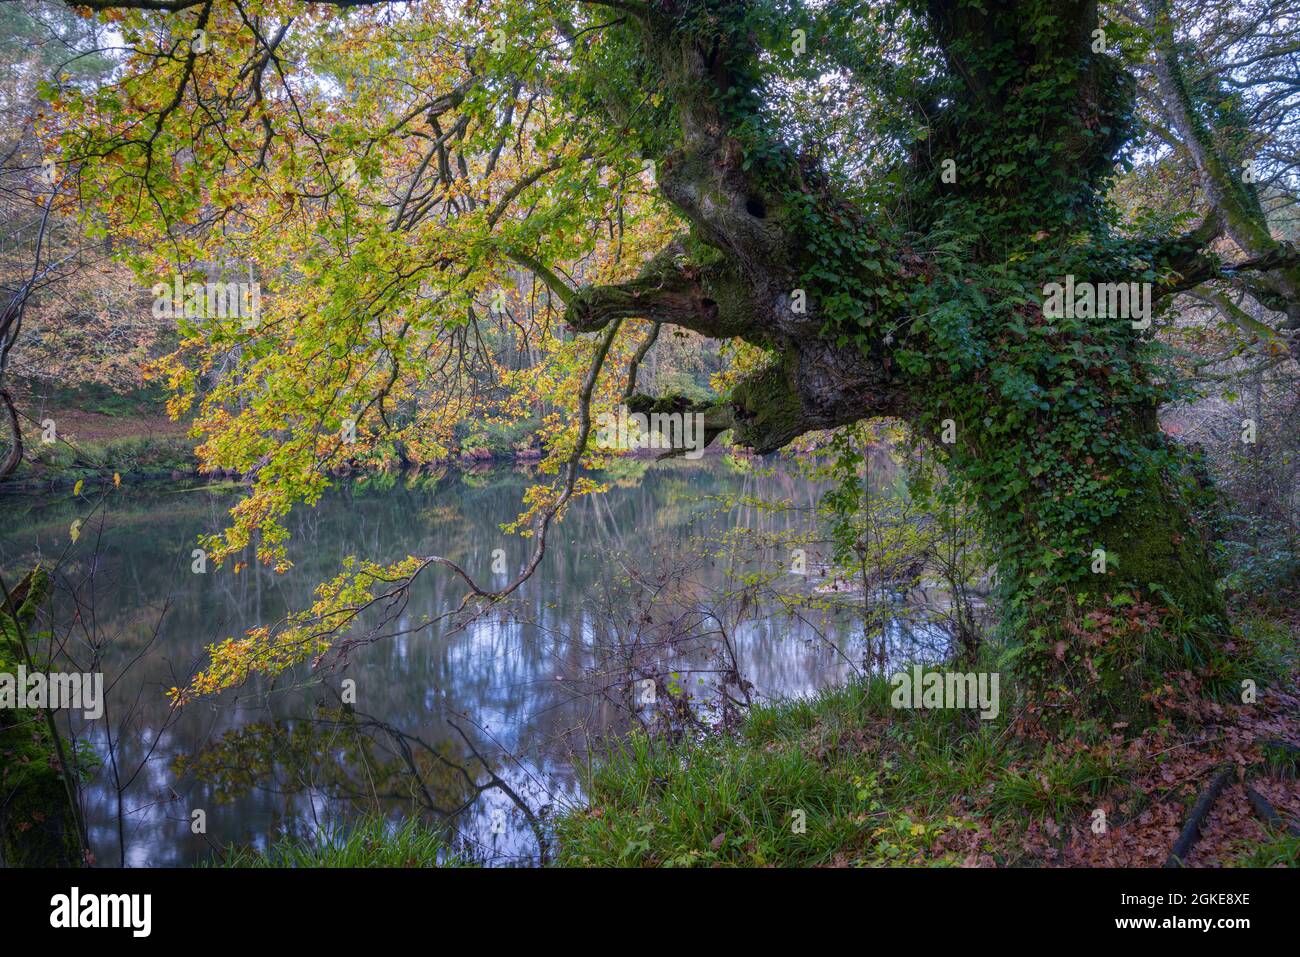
xmin=554 ymin=668 xmax=1132 ymax=867
xmin=216 ymin=816 xmax=465 ymax=868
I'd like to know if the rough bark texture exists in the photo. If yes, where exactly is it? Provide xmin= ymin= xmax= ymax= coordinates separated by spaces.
xmin=0 ymin=390 xmax=22 ymax=482
xmin=1146 ymin=0 xmax=1300 ymax=351
xmin=560 ymin=0 xmax=1280 ymax=722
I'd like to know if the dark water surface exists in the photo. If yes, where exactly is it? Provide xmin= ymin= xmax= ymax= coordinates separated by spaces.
xmin=1 ymin=456 xmax=948 ymax=865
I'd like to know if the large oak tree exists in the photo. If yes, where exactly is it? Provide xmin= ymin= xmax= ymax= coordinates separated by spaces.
xmin=45 ymin=0 xmax=1300 ymax=721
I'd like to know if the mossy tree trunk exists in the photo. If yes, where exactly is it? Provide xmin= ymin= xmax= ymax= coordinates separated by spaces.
xmin=1 ymin=567 xmax=83 ymax=867
xmin=558 ymin=0 xmax=1277 ymax=725
xmin=960 ymin=397 xmax=1230 ymax=720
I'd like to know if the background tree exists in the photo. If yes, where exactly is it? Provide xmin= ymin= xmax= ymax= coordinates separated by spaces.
xmin=1 ymin=0 xmax=129 ymax=480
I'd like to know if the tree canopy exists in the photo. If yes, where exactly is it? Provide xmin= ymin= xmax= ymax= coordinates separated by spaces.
xmin=24 ymin=0 xmax=1300 ymax=721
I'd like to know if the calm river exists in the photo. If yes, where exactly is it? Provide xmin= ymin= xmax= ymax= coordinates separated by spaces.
xmin=1 ymin=454 xmax=950 ymax=865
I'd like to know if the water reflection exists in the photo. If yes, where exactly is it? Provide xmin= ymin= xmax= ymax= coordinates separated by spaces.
xmin=1 ymin=456 xmax=953 ymax=866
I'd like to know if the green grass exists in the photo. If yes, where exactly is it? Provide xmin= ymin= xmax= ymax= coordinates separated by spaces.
xmin=554 ymin=668 xmax=1133 ymax=867
xmin=1261 ymin=739 xmax=1300 ymax=778
xmin=216 ymin=817 xmax=466 ymax=868
xmin=988 ymin=746 xmax=1126 ymax=820
xmin=1232 ymin=830 xmax=1300 ymax=867
xmin=557 ymin=720 xmax=868 ymax=867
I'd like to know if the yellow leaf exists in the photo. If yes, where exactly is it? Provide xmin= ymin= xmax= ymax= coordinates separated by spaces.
xmin=70 ymin=518 xmax=82 ymax=543
xmin=113 ymin=472 xmax=121 ymax=488
xmin=73 ymin=479 xmax=84 ymax=496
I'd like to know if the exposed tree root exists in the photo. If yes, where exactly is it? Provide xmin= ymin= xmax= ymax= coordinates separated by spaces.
xmin=1165 ymin=765 xmax=1236 ymax=867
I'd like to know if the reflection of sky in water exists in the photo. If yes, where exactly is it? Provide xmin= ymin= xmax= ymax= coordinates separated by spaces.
xmin=1 ymin=454 xmax=955 ymax=866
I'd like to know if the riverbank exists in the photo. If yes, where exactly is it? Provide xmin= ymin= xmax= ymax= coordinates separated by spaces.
xmin=207 ymin=610 xmax=1300 ymax=868
xmin=7 ymin=405 xmax=1295 ymax=869
xmin=4 ymin=403 xmax=198 ymax=493
xmin=553 ymin=615 xmax=1300 ymax=868
xmin=4 ymin=403 xmax=743 ymax=495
